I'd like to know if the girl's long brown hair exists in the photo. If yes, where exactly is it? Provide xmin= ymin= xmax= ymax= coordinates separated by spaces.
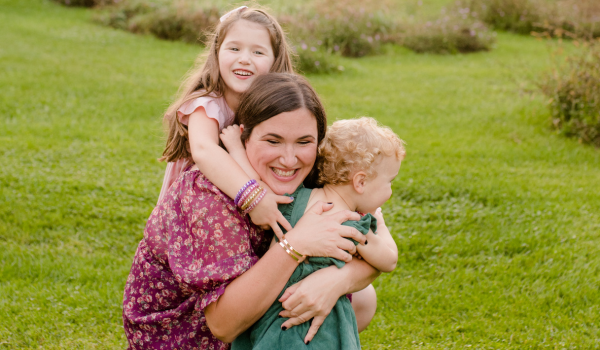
xmin=160 ymin=7 xmax=295 ymax=163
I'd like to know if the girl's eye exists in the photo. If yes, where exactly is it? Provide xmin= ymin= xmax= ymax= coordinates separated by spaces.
xmin=230 ymin=47 xmax=239 ymax=51
xmin=298 ymin=141 xmax=311 ymax=145
xmin=254 ymin=51 xmax=263 ymax=55
xmin=266 ymin=140 xmax=279 ymax=144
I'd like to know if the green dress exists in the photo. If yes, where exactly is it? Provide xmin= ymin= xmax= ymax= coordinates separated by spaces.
xmin=232 ymin=185 xmax=377 ymax=350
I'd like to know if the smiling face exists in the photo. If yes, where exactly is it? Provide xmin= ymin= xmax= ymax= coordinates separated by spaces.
xmin=218 ymin=20 xmax=275 ymax=104
xmin=244 ymin=108 xmax=318 ymax=195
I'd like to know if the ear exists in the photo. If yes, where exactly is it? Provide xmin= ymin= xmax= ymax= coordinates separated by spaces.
xmin=352 ymin=171 xmax=367 ymax=194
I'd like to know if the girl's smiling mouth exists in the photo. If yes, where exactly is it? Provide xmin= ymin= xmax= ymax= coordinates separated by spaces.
xmin=233 ymin=69 xmax=253 ymax=78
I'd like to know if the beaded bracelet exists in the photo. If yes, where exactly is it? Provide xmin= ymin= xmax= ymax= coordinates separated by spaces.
xmin=237 ymin=183 xmax=260 ymax=208
xmin=242 ymin=188 xmax=267 ymax=215
xmin=240 ymin=187 xmax=262 ymax=211
xmin=235 ymin=179 xmax=257 ymax=205
xmin=279 ymin=237 xmax=305 ymax=263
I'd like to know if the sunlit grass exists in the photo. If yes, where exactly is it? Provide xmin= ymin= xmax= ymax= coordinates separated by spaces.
xmin=1 ymin=0 xmax=599 ymax=348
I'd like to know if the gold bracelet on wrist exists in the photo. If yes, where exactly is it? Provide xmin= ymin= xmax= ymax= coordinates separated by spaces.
xmin=240 ymin=187 xmax=262 ymax=211
xmin=279 ymin=237 xmax=305 ymax=263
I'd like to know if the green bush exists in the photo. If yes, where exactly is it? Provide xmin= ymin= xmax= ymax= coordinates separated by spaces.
xmin=93 ymin=0 xmax=220 ymax=44
xmin=53 ymin=0 xmax=114 ymax=7
xmin=466 ymin=0 xmax=600 ymax=39
xmin=401 ymin=10 xmax=496 ymax=54
xmin=280 ymin=0 xmax=395 ymax=58
xmin=539 ymin=41 xmax=600 ymax=147
xmin=293 ymin=44 xmax=343 ymax=75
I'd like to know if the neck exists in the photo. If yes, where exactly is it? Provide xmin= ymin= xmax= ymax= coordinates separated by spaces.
xmin=322 ymin=184 xmax=357 ymax=212
xmin=224 ymin=88 xmax=240 ymax=112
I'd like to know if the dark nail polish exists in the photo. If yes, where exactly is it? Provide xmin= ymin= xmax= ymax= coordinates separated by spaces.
xmin=306 ymin=340 xmax=311 ymax=345
xmin=278 ymin=315 xmax=282 ymax=318
xmin=290 ymin=197 xmax=294 ymax=200
xmin=365 ymin=240 xmax=368 ymax=245
xmin=281 ymin=326 xmax=287 ymax=331
xmin=327 ymin=202 xmax=333 ymax=205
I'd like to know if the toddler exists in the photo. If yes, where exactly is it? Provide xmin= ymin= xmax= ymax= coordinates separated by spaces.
xmin=222 ymin=117 xmax=405 ymax=349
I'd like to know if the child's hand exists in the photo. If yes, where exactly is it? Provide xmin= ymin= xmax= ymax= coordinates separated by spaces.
xmin=248 ymin=191 xmax=294 ymax=240
xmin=220 ymin=124 xmax=244 ymax=153
xmin=372 ymin=207 xmax=386 ymax=230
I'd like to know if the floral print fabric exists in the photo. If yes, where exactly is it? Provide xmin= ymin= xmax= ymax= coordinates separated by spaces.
xmin=123 ymin=169 xmax=271 ymax=350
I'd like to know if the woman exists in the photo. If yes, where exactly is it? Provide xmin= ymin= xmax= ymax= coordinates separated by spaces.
xmin=123 ymin=73 xmax=380 ymax=350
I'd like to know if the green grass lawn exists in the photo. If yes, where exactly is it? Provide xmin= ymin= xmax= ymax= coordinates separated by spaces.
xmin=1 ymin=0 xmax=599 ymax=348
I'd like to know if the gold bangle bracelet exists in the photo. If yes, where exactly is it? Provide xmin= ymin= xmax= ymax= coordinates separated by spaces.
xmin=241 ymin=187 xmax=262 ymax=211
xmin=279 ymin=237 xmax=305 ymax=263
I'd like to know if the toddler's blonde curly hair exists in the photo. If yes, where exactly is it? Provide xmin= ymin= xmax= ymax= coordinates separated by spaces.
xmin=317 ymin=117 xmax=406 ymax=185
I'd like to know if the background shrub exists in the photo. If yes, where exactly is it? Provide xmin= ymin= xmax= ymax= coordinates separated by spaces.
xmin=465 ymin=0 xmax=600 ymax=39
xmin=539 ymin=40 xmax=600 ymax=147
xmin=53 ymin=0 xmax=115 ymax=7
xmin=279 ymin=0 xmax=395 ymax=58
xmin=401 ymin=8 xmax=496 ymax=54
xmin=293 ymin=44 xmax=344 ymax=75
xmin=93 ymin=0 xmax=220 ymax=44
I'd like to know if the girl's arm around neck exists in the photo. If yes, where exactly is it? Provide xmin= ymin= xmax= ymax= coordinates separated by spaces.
xmin=188 ymin=111 xmax=254 ymax=199
xmin=188 ymin=110 xmax=293 ymax=238
xmin=220 ymin=124 xmax=260 ymax=180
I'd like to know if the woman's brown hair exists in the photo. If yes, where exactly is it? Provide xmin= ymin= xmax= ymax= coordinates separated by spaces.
xmin=236 ymin=73 xmax=327 ymax=187
xmin=160 ymin=6 xmax=295 ymax=163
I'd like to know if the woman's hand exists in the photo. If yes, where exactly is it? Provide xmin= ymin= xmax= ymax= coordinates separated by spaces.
xmin=276 ymin=266 xmax=348 ymax=344
xmin=285 ymin=202 xmax=366 ymax=263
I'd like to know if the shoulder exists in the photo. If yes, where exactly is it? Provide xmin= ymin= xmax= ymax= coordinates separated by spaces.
xmin=177 ymin=91 xmax=234 ymax=129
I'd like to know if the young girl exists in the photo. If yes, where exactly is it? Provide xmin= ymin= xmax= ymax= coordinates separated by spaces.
xmin=158 ymin=5 xmax=295 ymax=238
xmin=221 ymin=117 xmax=405 ymax=349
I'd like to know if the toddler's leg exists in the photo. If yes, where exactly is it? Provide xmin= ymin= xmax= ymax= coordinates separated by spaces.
xmin=350 ymin=284 xmax=377 ymax=332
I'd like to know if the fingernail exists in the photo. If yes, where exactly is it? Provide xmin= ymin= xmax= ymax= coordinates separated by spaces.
xmin=306 ymin=340 xmax=310 ymax=345
xmin=290 ymin=197 xmax=294 ymax=200
xmin=327 ymin=202 xmax=333 ymax=205
xmin=281 ymin=326 xmax=287 ymax=331
xmin=365 ymin=240 xmax=368 ymax=245
xmin=278 ymin=315 xmax=282 ymax=318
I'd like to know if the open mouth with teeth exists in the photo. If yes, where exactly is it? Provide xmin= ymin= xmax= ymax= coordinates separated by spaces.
xmin=233 ymin=69 xmax=253 ymax=77
xmin=272 ymin=167 xmax=297 ymax=178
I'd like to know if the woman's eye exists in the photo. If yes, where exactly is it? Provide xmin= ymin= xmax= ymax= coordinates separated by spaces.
xmin=266 ymin=140 xmax=279 ymax=144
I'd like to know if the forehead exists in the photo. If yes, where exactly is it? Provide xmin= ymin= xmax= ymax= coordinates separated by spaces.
xmin=222 ymin=19 xmax=272 ymax=45
xmin=251 ymin=108 xmax=317 ymax=137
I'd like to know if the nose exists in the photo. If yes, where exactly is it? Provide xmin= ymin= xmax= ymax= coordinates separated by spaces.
xmin=279 ymin=145 xmax=298 ymax=168
xmin=238 ymin=50 xmax=251 ymax=65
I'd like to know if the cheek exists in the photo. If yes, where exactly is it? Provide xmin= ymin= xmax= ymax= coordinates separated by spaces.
xmin=297 ymin=145 xmax=318 ymax=167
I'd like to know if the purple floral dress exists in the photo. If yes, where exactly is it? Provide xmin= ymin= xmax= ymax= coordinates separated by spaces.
xmin=123 ymin=169 xmax=271 ymax=350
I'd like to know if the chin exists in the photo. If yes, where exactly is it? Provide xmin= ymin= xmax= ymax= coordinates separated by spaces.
xmin=266 ymin=179 xmax=303 ymax=196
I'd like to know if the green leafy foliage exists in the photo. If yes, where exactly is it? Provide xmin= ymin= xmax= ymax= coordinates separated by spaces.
xmin=400 ymin=10 xmax=496 ymax=54
xmin=465 ymin=0 xmax=600 ymax=39
xmin=539 ymin=40 xmax=600 ymax=147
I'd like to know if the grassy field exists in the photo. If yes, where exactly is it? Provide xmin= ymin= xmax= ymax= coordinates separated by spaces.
xmin=1 ymin=0 xmax=600 ymax=348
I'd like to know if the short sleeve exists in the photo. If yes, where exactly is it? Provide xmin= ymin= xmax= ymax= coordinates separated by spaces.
xmin=166 ymin=171 xmax=261 ymax=311
xmin=177 ymin=95 xmax=234 ymax=131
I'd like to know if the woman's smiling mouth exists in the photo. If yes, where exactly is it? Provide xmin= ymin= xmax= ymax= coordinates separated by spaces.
xmin=272 ymin=167 xmax=297 ymax=178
